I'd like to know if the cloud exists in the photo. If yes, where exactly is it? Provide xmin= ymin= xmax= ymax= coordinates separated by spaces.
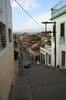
xmin=11 ymin=1 xmax=18 ymax=8
xmin=13 ymin=11 xmax=51 ymax=33
xmin=10 ymin=0 xmax=40 ymax=11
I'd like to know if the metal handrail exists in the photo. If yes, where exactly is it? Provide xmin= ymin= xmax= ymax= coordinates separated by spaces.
xmin=51 ymin=0 xmax=66 ymax=14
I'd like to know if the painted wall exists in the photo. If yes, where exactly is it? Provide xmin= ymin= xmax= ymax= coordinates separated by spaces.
xmin=0 ymin=45 xmax=14 ymax=100
xmin=40 ymin=46 xmax=51 ymax=65
xmin=0 ymin=0 xmax=12 ymax=27
xmin=51 ymin=8 xmax=66 ymax=68
xmin=0 ymin=0 xmax=6 ymax=25
xmin=0 ymin=0 xmax=15 ymax=100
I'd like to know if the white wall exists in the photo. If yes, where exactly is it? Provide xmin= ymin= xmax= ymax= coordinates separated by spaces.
xmin=0 ymin=0 xmax=13 ymax=45
xmin=0 ymin=0 xmax=15 ymax=100
xmin=0 ymin=0 xmax=6 ymax=25
xmin=51 ymin=12 xmax=66 ymax=68
xmin=0 ymin=45 xmax=14 ymax=100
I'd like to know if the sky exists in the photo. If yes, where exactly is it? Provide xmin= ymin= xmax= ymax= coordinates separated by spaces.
xmin=10 ymin=0 xmax=60 ymax=33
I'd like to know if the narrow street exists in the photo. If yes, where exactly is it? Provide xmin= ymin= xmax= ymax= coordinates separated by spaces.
xmin=21 ymin=46 xmax=31 ymax=66
xmin=10 ymin=44 xmax=66 ymax=100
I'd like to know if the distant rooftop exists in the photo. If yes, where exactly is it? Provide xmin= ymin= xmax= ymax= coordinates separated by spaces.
xmin=51 ymin=0 xmax=66 ymax=14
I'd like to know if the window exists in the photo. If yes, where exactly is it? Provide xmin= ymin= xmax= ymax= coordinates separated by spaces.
xmin=46 ymin=53 xmax=48 ymax=64
xmin=62 ymin=51 xmax=65 ymax=67
xmin=43 ymin=55 xmax=45 ymax=64
xmin=41 ymin=53 xmax=42 ymax=60
xmin=61 ymin=23 xmax=64 ymax=37
xmin=0 ymin=22 xmax=6 ymax=49
xmin=49 ymin=55 xmax=51 ymax=64
xmin=8 ymin=28 xmax=12 ymax=43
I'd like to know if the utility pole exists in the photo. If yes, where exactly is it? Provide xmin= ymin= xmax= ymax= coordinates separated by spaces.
xmin=42 ymin=21 xmax=56 ymax=68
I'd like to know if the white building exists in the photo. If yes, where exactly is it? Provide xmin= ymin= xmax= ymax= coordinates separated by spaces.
xmin=50 ymin=0 xmax=66 ymax=68
xmin=40 ymin=45 xmax=51 ymax=65
xmin=0 ymin=0 xmax=15 ymax=100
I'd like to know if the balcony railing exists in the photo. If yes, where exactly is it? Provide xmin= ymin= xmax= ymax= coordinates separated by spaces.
xmin=51 ymin=0 xmax=66 ymax=14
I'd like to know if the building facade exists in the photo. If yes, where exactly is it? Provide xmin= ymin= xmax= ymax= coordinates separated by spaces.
xmin=40 ymin=45 xmax=51 ymax=65
xmin=50 ymin=0 xmax=66 ymax=68
xmin=0 ymin=0 xmax=15 ymax=100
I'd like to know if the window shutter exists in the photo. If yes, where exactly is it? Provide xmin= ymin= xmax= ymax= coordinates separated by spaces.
xmin=53 ymin=24 xmax=56 ymax=37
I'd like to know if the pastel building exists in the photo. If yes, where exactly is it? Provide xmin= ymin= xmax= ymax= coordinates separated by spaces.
xmin=0 ymin=0 xmax=15 ymax=100
xmin=40 ymin=45 xmax=51 ymax=65
xmin=50 ymin=0 xmax=66 ymax=68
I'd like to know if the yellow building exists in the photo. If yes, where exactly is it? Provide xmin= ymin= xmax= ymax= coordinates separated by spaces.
xmin=0 ymin=0 xmax=15 ymax=100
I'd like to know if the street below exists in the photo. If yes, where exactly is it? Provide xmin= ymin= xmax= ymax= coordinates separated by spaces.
xmin=10 ymin=45 xmax=66 ymax=100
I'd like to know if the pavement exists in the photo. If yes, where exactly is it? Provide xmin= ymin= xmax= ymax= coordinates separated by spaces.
xmin=10 ymin=45 xmax=66 ymax=100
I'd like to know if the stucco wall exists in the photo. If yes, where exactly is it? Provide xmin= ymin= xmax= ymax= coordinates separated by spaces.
xmin=0 ymin=0 xmax=12 ymax=28
xmin=40 ymin=46 xmax=51 ymax=65
xmin=51 ymin=13 xmax=66 ymax=67
xmin=0 ymin=44 xmax=15 ymax=100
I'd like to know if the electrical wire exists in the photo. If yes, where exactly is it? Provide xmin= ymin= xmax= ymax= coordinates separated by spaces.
xmin=15 ymin=0 xmax=44 ymax=30
xmin=15 ymin=0 xmax=66 ymax=46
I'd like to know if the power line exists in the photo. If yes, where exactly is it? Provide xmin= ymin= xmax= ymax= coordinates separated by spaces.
xmin=15 ymin=0 xmax=66 ymax=46
xmin=15 ymin=0 xmax=44 ymax=30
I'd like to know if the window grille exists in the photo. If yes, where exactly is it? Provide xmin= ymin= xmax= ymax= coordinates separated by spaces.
xmin=0 ymin=22 xmax=6 ymax=49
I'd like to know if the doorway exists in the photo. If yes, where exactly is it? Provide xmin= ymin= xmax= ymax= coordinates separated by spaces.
xmin=62 ymin=51 xmax=65 ymax=67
